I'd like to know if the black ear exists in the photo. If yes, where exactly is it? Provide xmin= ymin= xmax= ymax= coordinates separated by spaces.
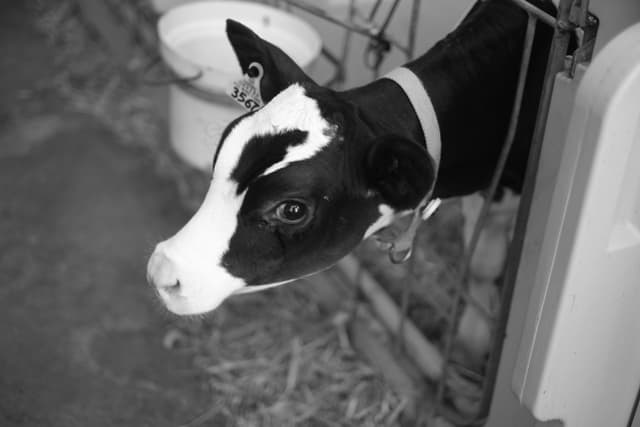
xmin=364 ymin=136 xmax=435 ymax=210
xmin=226 ymin=19 xmax=315 ymax=102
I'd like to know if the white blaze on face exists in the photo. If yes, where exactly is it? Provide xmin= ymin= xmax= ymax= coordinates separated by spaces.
xmin=152 ymin=182 xmax=246 ymax=315
xmin=258 ymin=85 xmax=333 ymax=176
xmin=148 ymin=84 xmax=335 ymax=315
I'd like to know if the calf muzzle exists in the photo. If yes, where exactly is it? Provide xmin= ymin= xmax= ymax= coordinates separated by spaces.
xmin=147 ymin=249 xmax=181 ymax=296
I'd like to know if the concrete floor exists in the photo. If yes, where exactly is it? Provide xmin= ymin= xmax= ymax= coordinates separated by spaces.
xmin=0 ymin=2 xmax=214 ymax=426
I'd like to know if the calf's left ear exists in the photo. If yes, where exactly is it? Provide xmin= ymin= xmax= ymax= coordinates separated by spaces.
xmin=226 ymin=19 xmax=316 ymax=103
xmin=364 ymin=136 xmax=435 ymax=210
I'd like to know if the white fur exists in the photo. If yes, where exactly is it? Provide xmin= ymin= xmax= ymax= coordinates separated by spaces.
xmin=151 ymin=182 xmax=247 ymax=315
xmin=364 ymin=204 xmax=395 ymax=238
xmin=259 ymin=84 xmax=333 ymax=176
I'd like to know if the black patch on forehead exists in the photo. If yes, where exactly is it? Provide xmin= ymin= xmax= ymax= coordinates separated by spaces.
xmin=231 ymin=129 xmax=308 ymax=194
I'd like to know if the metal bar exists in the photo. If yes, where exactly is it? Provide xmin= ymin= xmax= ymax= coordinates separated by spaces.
xmin=280 ymin=0 xmax=379 ymax=39
xmin=367 ymin=0 xmax=383 ymax=22
xmin=571 ymin=0 xmax=590 ymax=27
xmin=568 ymin=1 xmax=596 ymax=77
xmin=407 ymin=0 xmax=421 ymax=59
xmin=333 ymin=0 xmax=357 ymax=88
xmin=319 ymin=47 xmax=344 ymax=88
xmin=477 ymin=0 xmax=576 ymax=419
xmin=496 ymin=15 xmax=539 ymax=182
xmin=508 ymin=0 xmax=557 ymax=27
xmin=378 ymin=0 xmax=402 ymax=35
xmin=435 ymin=11 xmax=540 ymax=425
xmin=275 ymin=0 xmax=412 ymax=61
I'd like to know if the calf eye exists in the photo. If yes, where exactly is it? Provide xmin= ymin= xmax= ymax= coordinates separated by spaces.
xmin=275 ymin=200 xmax=309 ymax=224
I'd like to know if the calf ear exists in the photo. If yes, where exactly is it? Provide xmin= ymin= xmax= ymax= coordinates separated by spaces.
xmin=226 ymin=19 xmax=315 ymax=102
xmin=364 ymin=136 xmax=435 ymax=210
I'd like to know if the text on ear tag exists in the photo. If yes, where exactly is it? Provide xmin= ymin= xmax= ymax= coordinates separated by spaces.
xmin=228 ymin=62 xmax=264 ymax=112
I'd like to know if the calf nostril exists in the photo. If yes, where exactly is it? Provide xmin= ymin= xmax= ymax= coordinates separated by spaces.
xmin=147 ymin=250 xmax=182 ymax=295
xmin=162 ymin=279 xmax=181 ymax=295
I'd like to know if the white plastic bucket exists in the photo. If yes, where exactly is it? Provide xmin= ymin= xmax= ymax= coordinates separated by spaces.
xmin=158 ymin=1 xmax=322 ymax=171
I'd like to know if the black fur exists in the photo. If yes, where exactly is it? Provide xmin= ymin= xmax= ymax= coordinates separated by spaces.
xmin=365 ymin=135 xmax=435 ymax=209
xmin=231 ymin=129 xmax=308 ymax=194
xmin=344 ymin=0 xmax=556 ymax=197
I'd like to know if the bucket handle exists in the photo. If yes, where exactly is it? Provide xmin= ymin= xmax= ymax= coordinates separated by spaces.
xmin=141 ymin=56 xmax=203 ymax=86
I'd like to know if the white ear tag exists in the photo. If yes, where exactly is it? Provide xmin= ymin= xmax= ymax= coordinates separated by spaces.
xmin=228 ymin=62 xmax=264 ymax=112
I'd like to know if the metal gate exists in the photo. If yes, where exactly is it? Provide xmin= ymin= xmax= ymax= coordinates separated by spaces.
xmin=269 ymin=0 xmax=600 ymax=425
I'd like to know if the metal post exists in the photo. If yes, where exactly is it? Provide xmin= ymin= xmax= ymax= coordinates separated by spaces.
xmin=407 ymin=0 xmax=421 ymax=60
xmin=478 ymin=0 xmax=576 ymax=420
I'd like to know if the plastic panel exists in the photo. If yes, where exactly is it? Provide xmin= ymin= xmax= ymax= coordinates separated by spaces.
xmin=513 ymin=22 xmax=640 ymax=427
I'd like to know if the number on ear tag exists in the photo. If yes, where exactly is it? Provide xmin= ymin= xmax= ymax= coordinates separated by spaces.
xmin=228 ymin=62 xmax=264 ymax=112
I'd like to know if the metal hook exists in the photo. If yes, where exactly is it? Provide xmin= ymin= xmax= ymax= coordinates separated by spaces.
xmin=381 ymin=198 xmax=441 ymax=265
xmin=364 ymin=33 xmax=391 ymax=71
xmin=388 ymin=243 xmax=413 ymax=264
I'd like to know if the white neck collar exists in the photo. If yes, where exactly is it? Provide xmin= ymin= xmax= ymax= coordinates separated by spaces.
xmin=378 ymin=67 xmax=442 ymax=263
xmin=383 ymin=67 xmax=441 ymax=179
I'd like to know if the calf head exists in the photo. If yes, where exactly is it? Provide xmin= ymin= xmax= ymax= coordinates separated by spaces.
xmin=147 ymin=20 xmax=435 ymax=315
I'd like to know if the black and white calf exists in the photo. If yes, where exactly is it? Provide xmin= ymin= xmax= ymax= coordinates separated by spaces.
xmin=147 ymin=0 xmax=556 ymax=315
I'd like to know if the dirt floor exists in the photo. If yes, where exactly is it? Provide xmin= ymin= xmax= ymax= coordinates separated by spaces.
xmin=0 ymin=2 xmax=220 ymax=426
xmin=0 ymin=119 xmax=217 ymax=427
